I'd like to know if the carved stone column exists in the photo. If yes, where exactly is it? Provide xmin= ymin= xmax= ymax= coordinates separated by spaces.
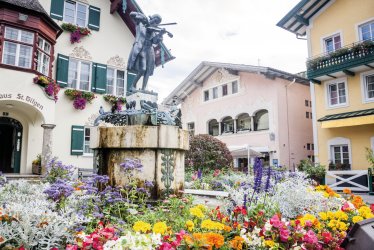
xmin=233 ymin=119 xmax=237 ymax=133
xmin=41 ymin=124 xmax=56 ymax=174
xmin=251 ymin=116 xmax=255 ymax=131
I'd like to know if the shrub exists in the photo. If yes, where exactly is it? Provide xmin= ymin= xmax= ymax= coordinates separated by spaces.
xmin=185 ymin=134 xmax=233 ymax=172
xmin=298 ymin=159 xmax=326 ymax=180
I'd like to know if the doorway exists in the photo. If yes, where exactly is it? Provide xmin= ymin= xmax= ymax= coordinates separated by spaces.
xmin=0 ymin=117 xmax=22 ymax=173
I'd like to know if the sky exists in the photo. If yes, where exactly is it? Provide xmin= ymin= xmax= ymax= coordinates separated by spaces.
xmin=135 ymin=0 xmax=308 ymax=102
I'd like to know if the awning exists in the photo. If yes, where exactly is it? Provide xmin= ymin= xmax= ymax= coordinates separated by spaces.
xmin=228 ymin=145 xmax=265 ymax=157
xmin=318 ymin=108 xmax=374 ymax=128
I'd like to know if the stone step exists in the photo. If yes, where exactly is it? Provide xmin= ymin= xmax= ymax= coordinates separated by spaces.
xmin=3 ymin=174 xmax=42 ymax=182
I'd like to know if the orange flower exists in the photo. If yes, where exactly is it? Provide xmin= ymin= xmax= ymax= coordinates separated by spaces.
xmin=343 ymin=188 xmax=351 ymax=194
xmin=204 ymin=232 xmax=225 ymax=249
xmin=230 ymin=236 xmax=245 ymax=250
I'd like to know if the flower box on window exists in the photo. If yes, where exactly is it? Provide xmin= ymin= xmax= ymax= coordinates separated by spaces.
xmin=103 ymin=95 xmax=126 ymax=112
xmin=61 ymin=23 xmax=91 ymax=44
xmin=33 ymin=75 xmax=60 ymax=102
xmin=65 ymin=89 xmax=96 ymax=110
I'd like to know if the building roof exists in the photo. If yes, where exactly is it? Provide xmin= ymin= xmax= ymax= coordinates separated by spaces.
xmin=162 ymin=61 xmax=309 ymax=105
xmin=0 ymin=0 xmax=62 ymax=36
xmin=111 ymin=0 xmax=175 ymax=67
xmin=318 ymin=108 xmax=374 ymax=122
xmin=276 ymin=0 xmax=331 ymax=36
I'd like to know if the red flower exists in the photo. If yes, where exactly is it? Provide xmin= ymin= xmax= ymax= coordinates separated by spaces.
xmin=322 ymin=231 xmax=333 ymax=244
xmin=370 ymin=204 xmax=374 ymax=213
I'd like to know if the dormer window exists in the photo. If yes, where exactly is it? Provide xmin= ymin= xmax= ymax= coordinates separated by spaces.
xmin=2 ymin=27 xmax=34 ymax=68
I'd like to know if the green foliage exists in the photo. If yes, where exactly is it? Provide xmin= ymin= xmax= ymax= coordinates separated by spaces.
xmin=297 ymin=159 xmax=326 ymax=179
xmin=366 ymin=147 xmax=374 ymax=168
xmin=185 ymin=134 xmax=233 ymax=172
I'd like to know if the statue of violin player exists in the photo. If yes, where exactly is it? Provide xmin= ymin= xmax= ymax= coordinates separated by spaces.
xmin=127 ymin=12 xmax=175 ymax=92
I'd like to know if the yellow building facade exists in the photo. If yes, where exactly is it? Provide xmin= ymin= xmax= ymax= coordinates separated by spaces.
xmin=278 ymin=0 xmax=374 ymax=170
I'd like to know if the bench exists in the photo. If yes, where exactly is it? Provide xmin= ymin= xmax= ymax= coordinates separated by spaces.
xmin=77 ymin=168 xmax=96 ymax=180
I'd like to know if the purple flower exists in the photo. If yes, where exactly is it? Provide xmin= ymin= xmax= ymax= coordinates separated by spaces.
xmin=264 ymin=166 xmax=272 ymax=193
xmin=73 ymin=97 xmax=87 ymax=110
xmin=119 ymin=158 xmax=143 ymax=172
xmin=44 ymin=179 xmax=74 ymax=202
xmin=197 ymin=169 xmax=202 ymax=180
xmin=253 ymin=158 xmax=263 ymax=193
xmin=70 ymin=30 xmax=81 ymax=44
xmin=145 ymin=180 xmax=154 ymax=188
xmin=45 ymin=84 xmax=54 ymax=96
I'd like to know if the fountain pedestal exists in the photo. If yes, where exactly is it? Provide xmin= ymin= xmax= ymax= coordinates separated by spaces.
xmin=90 ymin=125 xmax=189 ymax=198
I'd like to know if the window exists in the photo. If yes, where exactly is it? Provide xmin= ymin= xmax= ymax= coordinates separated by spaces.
xmin=213 ymin=87 xmax=218 ymax=99
xmin=312 ymin=144 xmax=314 ymax=150
xmin=306 ymin=112 xmax=309 ymax=118
xmin=106 ymin=68 xmax=125 ymax=96
xmin=310 ymin=112 xmax=312 ymax=119
xmin=254 ymin=110 xmax=269 ymax=131
xmin=204 ymin=90 xmax=209 ymax=101
xmin=64 ymin=0 xmax=88 ymax=27
xmin=232 ymin=81 xmax=238 ymax=94
xmin=222 ymin=116 xmax=234 ymax=133
xmin=68 ymin=59 xmax=91 ymax=91
xmin=332 ymin=145 xmax=350 ymax=165
xmin=222 ymin=84 xmax=228 ymax=96
xmin=363 ymin=73 xmax=374 ymax=102
xmin=2 ymin=27 xmax=34 ymax=68
xmin=36 ymin=37 xmax=51 ymax=75
xmin=324 ymin=34 xmax=341 ymax=53
xmin=327 ymin=81 xmax=347 ymax=107
xmin=208 ymin=119 xmax=219 ymax=136
xmin=359 ymin=20 xmax=374 ymax=41
xmin=310 ymin=101 xmax=312 ymax=107
xmin=237 ymin=113 xmax=250 ymax=131
xmin=187 ymin=122 xmax=195 ymax=136
xmin=305 ymin=100 xmax=309 ymax=107
xmin=307 ymin=143 xmax=311 ymax=150
xmin=84 ymin=127 xmax=93 ymax=154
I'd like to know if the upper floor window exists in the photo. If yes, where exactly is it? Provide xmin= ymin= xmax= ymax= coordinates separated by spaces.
xmin=36 ymin=37 xmax=51 ymax=75
xmin=237 ymin=113 xmax=251 ymax=131
xmin=187 ymin=122 xmax=195 ymax=136
xmin=305 ymin=100 xmax=309 ymax=107
xmin=362 ymin=72 xmax=374 ymax=102
xmin=359 ymin=20 xmax=374 ymax=41
xmin=84 ymin=127 xmax=93 ymax=155
xmin=222 ymin=116 xmax=234 ymax=133
xmin=68 ymin=58 xmax=91 ymax=91
xmin=64 ymin=0 xmax=88 ymax=27
xmin=327 ymin=81 xmax=347 ymax=107
xmin=254 ymin=109 xmax=269 ymax=131
xmin=204 ymin=90 xmax=209 ymax=101
xmin=213 ymin=87 xmax=218 ymax=99
xmin=232 ymin=80 xmax=238 ymax=94
xmin=222 ymin=84 xmax=228 ymax=96
xmin=2 ymin=27 xmax=34 ymax=68
xmin=324 ymin=34 xmax=341 ymax=53
xmin=107 ymin=68 xmax=125 ymax=96
xmin=208 ymin=119 xmax=219 ymax=136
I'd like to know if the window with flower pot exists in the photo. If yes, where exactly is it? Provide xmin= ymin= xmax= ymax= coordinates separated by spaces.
xmin=328 ymin=137 xmax=351 ymax=170
xmin=50 ymin=0 xmax=101 ymax=31
xmin=36 ymin=37 xmax=51 ymax=75
xmin=106 ymin=68 xmax=125 ymax=96
xmin=2 ymin=26 xmax=34 ymax=68
xmin=67 ymin=58 xmax=91 ymax=91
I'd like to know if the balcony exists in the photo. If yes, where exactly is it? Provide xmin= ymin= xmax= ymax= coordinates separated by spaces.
xmin=307 ymin=40 xmax=374 ymax=82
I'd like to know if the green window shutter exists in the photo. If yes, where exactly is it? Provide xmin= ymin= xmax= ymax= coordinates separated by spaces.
xmin=88 ymin=6 xmax=101 ymax=31
xmin=71 ymin=125 xmax=84 ymax=155
xmin=56 ymin=54 xmax=69 ymax=88
xmin=94 ymin=63 xmax=107 ymax=94
xmin=91 ymin=63 xmax=97 ymax=92
xmin=50 ymin=0 xmax=64 ymax=20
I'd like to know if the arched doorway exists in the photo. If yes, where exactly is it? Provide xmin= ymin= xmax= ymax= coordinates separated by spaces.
xmin=0 ymin=117 xmax=22 ymax=173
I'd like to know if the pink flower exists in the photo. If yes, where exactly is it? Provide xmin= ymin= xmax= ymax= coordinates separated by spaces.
xmin=66 ymin=245 xmax=78 ymax=250
xmin=305 ymin=220 xmax=313 ymax=227
xmin=270 ymin=214 xmax=283 ymax=228
xmin=191 ymin=172 xmax=198 ymax=181
xmin=159 ymin=242 xmax=174 ymax=250
xmin=322 ymin=231 xmax=332 ymax=244
xmin=213 ymin=169 xmax=221 ymax=177
xmin=279 ymin=228 xmax=290 ymax=242
xmin=303 ymin=230 xmax=319 ymax=245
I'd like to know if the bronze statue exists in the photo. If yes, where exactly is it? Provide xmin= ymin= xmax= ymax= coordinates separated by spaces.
xmin=127 ymin=12 xmax=173 ymax=92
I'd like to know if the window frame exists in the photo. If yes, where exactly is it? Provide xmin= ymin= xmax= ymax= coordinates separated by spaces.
xmin=187 ymin=122 xmax=195 ymax=136
xmin=36 ymin=36 xmax=51 ymax=76
xmin=63 ymin=0 xmax=89 ymax=27
xmin=106 ymin=67 xmax=126 ymax=96
xmin=331 ymin=144 xmax=350 ymax=165
xmin=203 ymin=90 xmax=210 ymax=102
xmin=323 ymin=33 xmax=341 ymax=53
xmin=325 ymin=78 xmax=349 ymax=109
xmin=83 ymin=127 xmax=93 ymax=156
xmin=2 ymin=26 xmax=34 ymax=69
xmin=232 ymin=80 xmax=238 ymax=94
xmin=361 ymin=70 xmax=374 ymax=103
xmin=358 ymin=19 xmax=374 ymax=41
xmin=212 ymin=87 xmax=218 ymax=99
xmin=327 ymin=137 xmax=352 ymax=168
xmin=67 ymin=57 xmax=92 ymax=91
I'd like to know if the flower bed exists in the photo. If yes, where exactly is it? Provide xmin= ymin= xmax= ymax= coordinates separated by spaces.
xmin=0 ymin=159 xmax=373 ymax=249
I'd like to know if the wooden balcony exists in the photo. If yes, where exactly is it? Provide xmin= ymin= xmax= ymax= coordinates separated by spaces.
xmin=307 ymin=40 xmax=374 ymax=82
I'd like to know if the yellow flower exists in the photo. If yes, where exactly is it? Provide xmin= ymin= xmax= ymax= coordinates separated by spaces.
xmin=319 ymin=212 xmax=328 ymax=221
xmin=352 ymin=216 xmax=364 ymax=224
xmin=185 ymin=220 xmax=194 ymax=232
xmin=338 ymin=221 xmax=348 ymax=231
xmin=152 ymin=221 xmax=168 ymax=235
xmin=201 ymin=219 xmax=225 ymax=230
xmin=334 ymin=211 xmax=348 ymax=221
xmin=133 ymin=221 xmax=151 ymax=233
xmin=264 ymin=240 xmax=275 ymax=248
xmin=358 ymin=206 xmax=372 ymax=218
xmin=327 ymin=211 xmax=335 ymax=220
xmin=190 ymin=206 xmax=204 ymax=218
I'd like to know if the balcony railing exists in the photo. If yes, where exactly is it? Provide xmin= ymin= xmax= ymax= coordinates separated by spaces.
xmin=307 ymin=39 xmax=374 ymax=80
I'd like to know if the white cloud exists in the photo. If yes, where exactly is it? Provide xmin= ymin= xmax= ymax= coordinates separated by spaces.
xmin=135 ymin=0 xmax=307 ymax=101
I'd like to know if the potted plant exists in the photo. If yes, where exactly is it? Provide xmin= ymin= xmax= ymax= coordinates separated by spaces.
xmin=298 ymin=159 xmax=326 ymax=185
xmin=32 ymin=154 xmax=42 ymax=175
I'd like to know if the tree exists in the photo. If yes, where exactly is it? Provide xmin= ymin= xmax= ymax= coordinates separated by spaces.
xmin=185 ymin=134 xmax=233 ymax=172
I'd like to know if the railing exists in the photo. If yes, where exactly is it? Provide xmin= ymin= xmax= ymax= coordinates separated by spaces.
xmin=325 ymin=170 xmax=369 ymax=192
xmin=307 ymin=39 xmax=374 ymax=79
